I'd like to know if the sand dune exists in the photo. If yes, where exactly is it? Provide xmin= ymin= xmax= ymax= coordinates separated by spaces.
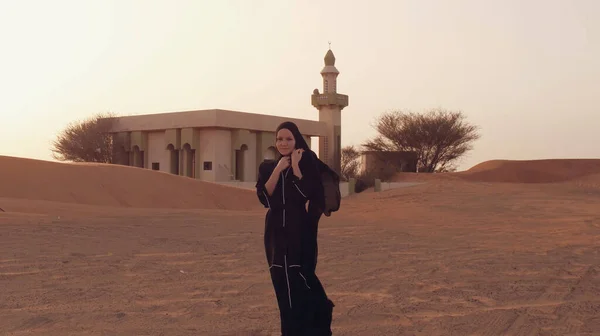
xmin=2 ymin=172 xmax=599 ymax=335
xmin=0 ymin=155 xmax=258 ymax=212
xmin=1 ymin=155 xmax=600 ymax=335
xmin=393 ymin=158 xmax=600 ymax=184
xmin=461 ymin=158 xmax=600 ymax=183
xmin=570 ymin=172 xmax=600 ymax=189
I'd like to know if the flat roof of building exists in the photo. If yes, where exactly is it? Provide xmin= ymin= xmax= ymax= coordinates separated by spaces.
xmin=106 ymin=109 xmax=328 ymax=136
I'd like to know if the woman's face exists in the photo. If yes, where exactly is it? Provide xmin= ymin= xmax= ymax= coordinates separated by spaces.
xmin=276 ymin=128 xmax=296 ymax=156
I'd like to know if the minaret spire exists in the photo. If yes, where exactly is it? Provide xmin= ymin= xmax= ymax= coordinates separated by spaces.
xmin=310 ymin=47 xmax=349 ymax=175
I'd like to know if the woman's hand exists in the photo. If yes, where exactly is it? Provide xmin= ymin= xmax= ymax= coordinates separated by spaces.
xmin=275 ymin=156 xmax=290 ymax=173
xmin=291 ymin=149 xmax=304 ymax=168
xmin=264 ymin=158 xmax=288 ymax=196
xmin=291 ymin=149 xmax=304 ymax=179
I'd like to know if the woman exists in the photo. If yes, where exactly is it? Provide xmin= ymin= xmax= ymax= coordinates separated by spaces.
xmin=255 ymin=121 xmax=334 ymax=336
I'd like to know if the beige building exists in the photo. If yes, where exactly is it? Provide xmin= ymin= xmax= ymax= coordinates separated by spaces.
xmin=359 ymin=151 xmax=419 ymax=174
xmin=107 ymin=48 xmax=349 ymax=183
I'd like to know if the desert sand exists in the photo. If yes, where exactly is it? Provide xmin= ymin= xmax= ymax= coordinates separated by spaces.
xmin=1 ymin=156 xmax=599 ymax=335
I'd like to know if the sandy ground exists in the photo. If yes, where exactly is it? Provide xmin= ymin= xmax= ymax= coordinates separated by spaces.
xmin=1 ymin=156 xmax=600 ymax=335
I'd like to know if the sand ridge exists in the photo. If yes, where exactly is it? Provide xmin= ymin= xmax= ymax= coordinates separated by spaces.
xmin=461 ymin=159 xmax=600 ymax=183
xmin=0 ymin=155 xmax=259 ymax=213
xmin=392 ymin=158 xmax=600 ymax=184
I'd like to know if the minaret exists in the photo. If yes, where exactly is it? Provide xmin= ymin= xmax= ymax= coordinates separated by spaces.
xmin=311 ymin=46 xmax=349 ymax=175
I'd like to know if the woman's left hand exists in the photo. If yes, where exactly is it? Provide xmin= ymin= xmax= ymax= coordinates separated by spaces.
xmin=291 ymin=148 xmax=304 ymax=167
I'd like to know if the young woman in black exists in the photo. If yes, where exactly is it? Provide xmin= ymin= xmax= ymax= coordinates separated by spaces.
xmin=255 ymin=121 xmax=334 ymax=336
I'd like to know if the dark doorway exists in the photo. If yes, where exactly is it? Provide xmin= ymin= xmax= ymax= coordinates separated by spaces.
xmin=167 ymin=144 xmax=179 ymax=175
xmin=235 ymin=144 xmax=248 ymax=181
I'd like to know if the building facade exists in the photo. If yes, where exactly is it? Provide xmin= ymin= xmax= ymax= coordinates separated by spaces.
xmin=359 ymin=151 xmax=419 ymax=174
xmin=107 ymin=49 xmax=348 ymax=182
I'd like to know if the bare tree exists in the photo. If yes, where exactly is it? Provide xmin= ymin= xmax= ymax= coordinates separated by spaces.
xmin=341 ymin=145 xmax=360 ymax=181
xmin=51 ymin=112 xmax=117 ymax=163
xmin=363 ymin=108 xmax=480 ymax=172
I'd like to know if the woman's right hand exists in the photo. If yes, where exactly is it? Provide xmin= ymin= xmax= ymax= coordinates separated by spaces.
xmin=275 ymin=156 xmax=290 ymax=173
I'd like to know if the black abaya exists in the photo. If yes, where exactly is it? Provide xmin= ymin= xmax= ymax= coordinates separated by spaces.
xmin=256 ymin=153 xmax=334 ymax=336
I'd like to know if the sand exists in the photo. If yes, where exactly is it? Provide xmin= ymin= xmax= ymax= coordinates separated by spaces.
xmin=392 ymin=158 xmax=600 ymax=184
xmin=0 ymin=156 xmax=259 ymax=212
xmin=1 ymin=156 xmax=600 ymax=335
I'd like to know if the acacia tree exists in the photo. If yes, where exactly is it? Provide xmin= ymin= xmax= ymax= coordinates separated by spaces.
xmin=51 ymin=112 xmax=117 ymax=163
xmin=341 ymin=145 xmax=360 ymax=181
xmin=362 ymin=108 xmax=480 ymax=172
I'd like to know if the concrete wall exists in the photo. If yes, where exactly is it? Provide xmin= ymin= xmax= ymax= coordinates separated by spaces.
xmin=113 ymin=127 xmax=316 ymax=183
xmin=318 ymin=105 xmax=342 ymax=174
xmin=180 ymin=128 xmax=200 ymax=178
xmin=112 ymin=132 xmax=131 ymax=165
xmin=232 ymin=130 xmax=258 ymax=182
xmin=108 ymin=109 xmax=328 ymax=137
xmin=256 ymin=132 xmax=276 ymax=163
xmin=147 ymin=131 xmax=168 ymax=173
xmin=339 ymin=182 xmax=349 ymax=197
xmin=198 ymin=129 xmax=232 ymax=182
xmin=214 ymin=130 xmax=233 ymax=182
xmin=128 ymin=131 xmax=148 ymax=168
xmin=164 ymin=129 xmax=181 ymax=149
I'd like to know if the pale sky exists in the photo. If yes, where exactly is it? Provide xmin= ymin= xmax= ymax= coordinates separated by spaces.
xmin=0 ymin=0 xmax=598 ymax=171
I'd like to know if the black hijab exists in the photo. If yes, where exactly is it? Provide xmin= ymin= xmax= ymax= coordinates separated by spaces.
xmin=275 ymin=121 xmax=319 ymax=175
xmin=275 ymin=121 xmax=310 ymax=153
xmin=275 ymin=121 xmax=331 ymax=218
